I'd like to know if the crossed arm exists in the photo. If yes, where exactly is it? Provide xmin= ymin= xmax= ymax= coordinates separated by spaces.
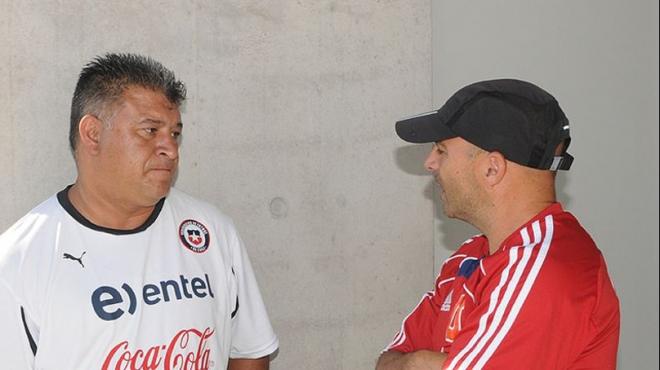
xmin=376 ymin=350 xmax=447 ymax=370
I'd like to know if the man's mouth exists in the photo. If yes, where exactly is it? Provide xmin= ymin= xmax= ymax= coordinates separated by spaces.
xmin=149 ymin=162 xmax=176 ymax=172
xmin=148 ymin=166 xmax=176 ymax=178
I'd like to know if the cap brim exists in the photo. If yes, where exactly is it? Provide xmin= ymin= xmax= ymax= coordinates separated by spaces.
xmin=395 ymin=110 xmax=456 ymax=143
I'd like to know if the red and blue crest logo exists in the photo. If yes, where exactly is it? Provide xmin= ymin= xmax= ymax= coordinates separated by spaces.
xmin=178 ymin=219 xmax=210 ymax=253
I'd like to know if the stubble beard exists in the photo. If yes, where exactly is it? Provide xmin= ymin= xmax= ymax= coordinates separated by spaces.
xmin=439 ymin=178 xmax=483 ymax=226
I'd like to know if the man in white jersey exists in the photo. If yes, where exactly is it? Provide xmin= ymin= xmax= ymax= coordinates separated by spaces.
xmin=0 ymin=53 xmax=278 ymax=370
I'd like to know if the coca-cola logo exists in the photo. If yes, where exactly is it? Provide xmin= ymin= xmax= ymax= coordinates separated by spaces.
xmin=102 ymin=327 xmax=215 ymax=370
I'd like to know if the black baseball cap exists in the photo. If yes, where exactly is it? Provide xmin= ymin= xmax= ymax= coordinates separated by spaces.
xmin=395 ymin=79 xmax=573 ymax=171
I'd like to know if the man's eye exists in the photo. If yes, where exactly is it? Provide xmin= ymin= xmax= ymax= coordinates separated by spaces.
xmin=172 ymin=131 xmax=182 ymax=138
xmin=144 ymin=128 xmax=157 ymax=135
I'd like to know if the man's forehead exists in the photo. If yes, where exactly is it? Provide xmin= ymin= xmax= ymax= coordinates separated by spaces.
xmin=436 ymin=137 xmax=463 ymax=147
xmin=117 ymin=87 xmax=181 ymax=118
xmin=121 ymin=85 xmax=176 ymax=105
xmin=437 ymin=137 xmax=484 ymax=153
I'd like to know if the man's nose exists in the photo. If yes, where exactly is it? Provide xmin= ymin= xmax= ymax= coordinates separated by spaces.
xmin=158 ymin=134 xmax=179 ymax=160
xmin=424 ymin=149 xmax=437 ymax=173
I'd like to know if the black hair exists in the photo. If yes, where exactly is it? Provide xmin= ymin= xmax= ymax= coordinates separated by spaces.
xmin=69 ymin=53 xmax=186 ymax=153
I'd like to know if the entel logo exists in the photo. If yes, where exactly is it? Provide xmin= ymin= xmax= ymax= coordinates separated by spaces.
xmin=91 ymin=274 xmax=215 ymax=321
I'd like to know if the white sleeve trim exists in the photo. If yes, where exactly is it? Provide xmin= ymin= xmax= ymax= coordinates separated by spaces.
xmin=230 ymin=336 xmax=279 ymax=359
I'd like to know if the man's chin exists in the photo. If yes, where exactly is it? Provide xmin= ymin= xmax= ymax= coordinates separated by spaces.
xmin=441 ymin=203 xmax=454 ymax=218
xmin=144 ymin=183 xmax=172 ymax=204
xmin=443 ymin=212 xmax=457 ymax=220
xmin=154 ymin=185 xmax=172 ymax=200
xmin=441 ymin=203 xmax=465 ymax=221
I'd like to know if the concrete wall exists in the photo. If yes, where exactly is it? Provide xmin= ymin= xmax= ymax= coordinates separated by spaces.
xmin=0 ymin=1 xmax=433 ymax=369
xmin=432 ymin=1 xmax=659 ymax=368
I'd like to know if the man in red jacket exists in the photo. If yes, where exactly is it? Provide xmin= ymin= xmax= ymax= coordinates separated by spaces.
xmin=377 ymin=79 xmax=620 ymax=370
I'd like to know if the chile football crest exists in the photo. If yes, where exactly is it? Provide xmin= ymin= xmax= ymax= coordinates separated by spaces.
xmin=179 ymin=219 xmax=210 ymax=253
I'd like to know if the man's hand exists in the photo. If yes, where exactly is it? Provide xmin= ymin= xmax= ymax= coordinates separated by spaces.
xmin=376 ymin=350 xmax=447 ymax=370
xmin=228 ymin=356 xmax=270 ymax=370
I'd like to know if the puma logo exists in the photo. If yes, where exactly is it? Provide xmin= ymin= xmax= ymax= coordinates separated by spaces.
xmin=63 ymin=251 xmax=86 ymax=268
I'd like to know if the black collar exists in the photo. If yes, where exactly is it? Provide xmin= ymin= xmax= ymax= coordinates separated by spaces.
xmin=57 ymin=185 xmax=165 ymax=235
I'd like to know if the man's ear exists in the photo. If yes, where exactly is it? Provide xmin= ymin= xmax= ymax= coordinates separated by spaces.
xmin=77 ymin=114 xmax=103 ymax=155
xmin=483 ymin=151 xmax=507 ymax=187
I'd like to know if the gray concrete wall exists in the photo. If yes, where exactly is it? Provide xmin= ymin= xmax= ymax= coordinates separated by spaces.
xmin=432 ymin=1 xmax=659 ymax=368
xmin=0 ymin=1 xmax=433 ymax=369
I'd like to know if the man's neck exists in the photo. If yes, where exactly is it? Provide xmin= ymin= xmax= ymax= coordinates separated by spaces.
xmin=480 ymin=199 xmax=556 ymax=255
xmin=67 ymin=181 xmax=156 ymax=230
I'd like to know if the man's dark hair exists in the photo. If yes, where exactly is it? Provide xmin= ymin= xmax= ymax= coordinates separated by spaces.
xmin=69 ymin=53 xmax=187 ymax=153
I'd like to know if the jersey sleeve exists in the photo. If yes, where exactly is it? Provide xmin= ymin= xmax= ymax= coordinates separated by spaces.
xmin=384 ymin=248 xmax=474 ymax=354
xmin=226 ymin=223 xmax=279 ymax=359
xmin=0 ymin=278 xmax=36 ymax=369
xmin=568 ymin=254 xmax=620 ymax=369
xmin=1 ymin=219 xmax=44 ymax=370
xmin=384 ymin=290 xmax=443 ymax=353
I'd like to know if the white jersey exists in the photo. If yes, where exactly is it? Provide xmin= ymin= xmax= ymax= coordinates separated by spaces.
xmin=0 ymin=187 xmax=278 ymax=370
